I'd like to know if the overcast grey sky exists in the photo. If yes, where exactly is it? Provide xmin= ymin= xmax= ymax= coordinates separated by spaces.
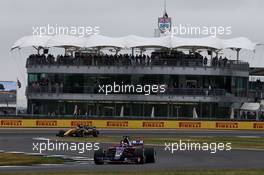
xmin=0 ymin=0 xmax=264 ymax=107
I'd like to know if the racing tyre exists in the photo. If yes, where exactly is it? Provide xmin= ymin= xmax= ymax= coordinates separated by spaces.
xmin=144 ymin=147 xmax=155 ymax=163
xmin=76 ymin=130 xmax=85 ymax=137
xmin=56 ymin=130 xmax=65 ymax=137
xmin=134 ymin=148 xmax=145 ymax=164
xmin=92 ymin=130 xmax=99 ymax=137
xmin=94 ymin=149 xmax=105 ymax=165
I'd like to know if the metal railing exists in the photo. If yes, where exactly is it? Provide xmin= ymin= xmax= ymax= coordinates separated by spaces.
xmin=26 ymin=56 xmax=249 ymax=71
xmin=0 ymin=114 xmax=263 ymax=121
xmin=27 ymin=85 xmax=226 ymax=96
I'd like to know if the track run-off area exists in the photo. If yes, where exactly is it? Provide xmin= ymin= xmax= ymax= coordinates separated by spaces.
xmin=0 ymin=128 xmax=264 ymax=173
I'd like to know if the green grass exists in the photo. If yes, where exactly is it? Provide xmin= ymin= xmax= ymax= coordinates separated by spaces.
xmin=0 ymin=153 xmax=64 ymax=166
xmin=1 ymin=169 xmax=264 ymax=175
xmin=53 ymin=135 xmax=264 ymax=149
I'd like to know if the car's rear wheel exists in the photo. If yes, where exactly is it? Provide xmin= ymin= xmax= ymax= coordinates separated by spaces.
xmin=94 ymin=149 xmax=105 ymax=165
xmin=76 ymin=129 xmax=85 ymax=137
xmin=92 ymin=130 xmax=99 ymax=137
xmin=134 ymin=148 xmax=145 ymax=164
xmin=144 ymin=147 xmax=155 ymax=163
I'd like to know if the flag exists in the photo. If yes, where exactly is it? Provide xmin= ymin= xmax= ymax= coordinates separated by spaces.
xmin=17 ymin=79 xmax=21 ymax=89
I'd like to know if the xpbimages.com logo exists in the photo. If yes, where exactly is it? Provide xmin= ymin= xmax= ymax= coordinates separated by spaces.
xmin=98 ymin=82 xmax=166 ymax=95
xmin=164 ymin=140 xmax=232 ymax=154
xmin=32 ymin=139 xmax=100 ymax=154
xmin=167 ymin=24 xmax=232 ymax=37
xmin=32 ymin=24 xmax=100 ymax=37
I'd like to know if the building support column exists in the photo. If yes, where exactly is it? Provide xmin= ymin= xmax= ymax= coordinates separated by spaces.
xmin=142 ymin=103 xmax=145 ymax=117
xmin=167 ymin=103 xmax=170 ymax=117
xmin=200 ymin=102 xmax=203 ymax=118
xmin=96 ymin=102 xmax=99 ymax=116
xmin=209 ymin=103 xmax=212 ymax=119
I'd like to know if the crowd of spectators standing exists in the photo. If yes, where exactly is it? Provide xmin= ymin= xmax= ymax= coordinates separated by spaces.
xmin=28 ymin=77 xmax=63 ymax=93
xmin=26 ymin=51 xmax=233 ymax=68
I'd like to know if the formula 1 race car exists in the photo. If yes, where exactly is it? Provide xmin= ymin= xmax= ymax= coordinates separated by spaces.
xmin=94 ymin=136 xmax=155 ymax=164
xmin=56 ymin=125 xmax=99 ymax=137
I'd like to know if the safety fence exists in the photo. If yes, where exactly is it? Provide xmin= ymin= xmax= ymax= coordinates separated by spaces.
xmin=0 ymin=119 xmax=264 ymax=130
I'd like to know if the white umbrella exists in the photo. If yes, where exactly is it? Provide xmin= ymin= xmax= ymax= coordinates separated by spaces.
xmin=193 ymin=107 xmax=198 ymax=119
xmin=230 ymin=107 xmax=234 ymax=120
xmin=151 ymin=106 xmax=155 ymax=118
xmin=120 ymin=105 xmax=124 ymax=117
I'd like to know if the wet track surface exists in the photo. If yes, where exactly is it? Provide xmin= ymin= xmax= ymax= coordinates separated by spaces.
xmin=0 ymin=129 xmax=264 ymax=172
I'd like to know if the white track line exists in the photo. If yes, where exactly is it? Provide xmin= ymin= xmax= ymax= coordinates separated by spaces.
xmin=236 ymin=136 xmax=261 ymax=138
xmin=33 ymin=137 xmax=50 ymax=141
xmin=70 ymin=157 xmax=93 ymax=161
xmin=5 ymin=151 xmax=26 ymax=154
xmin=99 ymin=141 xmax=264 ymax=151
xmin=232 ymin=147 xmax=264 ymax=151
xmin=0 ymin=166 xmax=27 ymax=168
xmin=25 ymin=152 xmax=45 ymax=156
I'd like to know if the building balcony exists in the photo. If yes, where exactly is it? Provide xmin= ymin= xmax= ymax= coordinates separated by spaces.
xmin=26 ymin=57 xmax=249 ymax=77
xmin=26 ymin=86 xmax=246 ymax=103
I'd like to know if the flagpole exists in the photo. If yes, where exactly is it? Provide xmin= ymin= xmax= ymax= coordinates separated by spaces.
xmin=164 ymin=0 xmax=166 ymax=14
xmin=16 ymin=79 xmax=18 ymax=116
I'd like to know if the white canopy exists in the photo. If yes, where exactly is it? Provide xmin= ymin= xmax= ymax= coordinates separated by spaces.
xmin=12 ymin=35 xmax=51 ymax=50
xmin=222 ymin=37 xmax=256 ymax=51
xmin=46 ymin=35 xmax=85 ymax=48
xmin=11 ymin=34 xmax=257 ymax=51
xmin=124 ymin=35 xmax=171 ymax=48
xmin=171 ymin=36 xmax=223 ymax=50
xmin=84 ymin=35 xmax=125 ymax=48
xmin=240 ymin=102 xmax=260 ymax=111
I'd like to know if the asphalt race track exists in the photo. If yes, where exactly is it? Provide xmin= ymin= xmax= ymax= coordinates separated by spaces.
xmin=0 ymin=129 xmax=264 ymax=173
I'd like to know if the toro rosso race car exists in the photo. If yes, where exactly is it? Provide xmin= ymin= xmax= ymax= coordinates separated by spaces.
xmin=94 ymin=136 xmax=155 ymax=164
xmin=56 ymin=125 xmax=99 ymax=137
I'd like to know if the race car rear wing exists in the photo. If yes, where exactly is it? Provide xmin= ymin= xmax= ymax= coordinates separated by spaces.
xmin=131 ymin=140 xmax=144 ymax=146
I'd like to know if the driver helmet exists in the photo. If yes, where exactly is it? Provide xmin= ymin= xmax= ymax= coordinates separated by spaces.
xmin=123 ymin=136 xmax=130 ymax=146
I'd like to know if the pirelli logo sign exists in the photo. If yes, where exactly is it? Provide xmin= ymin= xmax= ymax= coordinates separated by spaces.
xmin=142 ymin=122 xmax=164 ymax=128
xmin=106 ymin=121 xmax=128 ymax=127
xmin=0 ymin=120 xmax=22 ymax=126
xmin=36 ymin=120 xmax=57 ymax=127
xmin=179 ymin=122 xmax=201 ymax=128
xmin=253 ymin=123 xmax=264 ymax=129
xmin=216 ymin=122 xmax=238 ymax=128
xmin=71 ymin=120 xmax=92 ymax=127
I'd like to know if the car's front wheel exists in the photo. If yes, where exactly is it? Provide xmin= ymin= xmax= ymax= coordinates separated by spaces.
xmin=94 ymin=149 xmax=105 ymax=165
xmin=56 ymin=130 xmax=65 ymax=137
xmin=144 ymin=147 xmax=156 ymax=163
xmin=92 ymin=130 xmax=99 ymax=137
xmin=134 ymin=148 xmax=145 ymax=164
